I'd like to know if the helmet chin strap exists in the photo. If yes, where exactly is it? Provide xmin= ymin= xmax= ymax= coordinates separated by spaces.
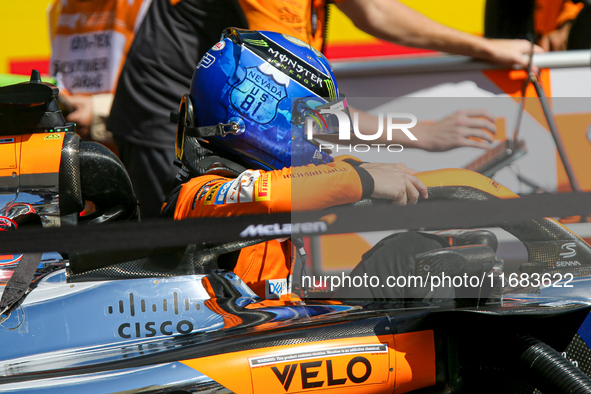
xmin=184 ymin=122 xmax=241 ymax=138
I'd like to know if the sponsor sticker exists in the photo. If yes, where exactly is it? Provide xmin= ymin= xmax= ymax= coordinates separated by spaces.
xmin=239 ymin=221 xmax=328 ymax=237
xmin=226 ymin=188 xmax=239 ymax=204
xmin=245 ymin=34 xmax=331 ymax=98
xmin=196 ymin=52 xmax=216 ymax=69
xmin=249 ymin=344 xmax=389 ymax=392
xmin=244 ymin=38 xmax=268 ymax=47
xmin=212 ymin=41 xmax=225 ymax=51
xmin=265 ymin=278 xmax=290 ymax=299
xmin=559 ymin=242 xmax=577 ymax=258
xmin=193 ymin=183 xmax=215 ymax=210
xmin=203 ymin=184 xmax=222 ymax=205
xmin=44 ymin=134 xmax=61 ymax=140
xmin=215 ymin=181 xmax=234 ymax=205
xmin=107 ymin=291 xmax=199 ymax=339
xmin=239 ymin=171 xmax=261 ymax=203
xmin=254 ymin=173 xmax=271 ymax=201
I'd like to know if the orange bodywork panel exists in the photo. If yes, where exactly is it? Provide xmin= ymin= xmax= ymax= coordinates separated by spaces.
xmin=0 ymin=136 xmax=21 ymax=177
xmin=394 ymin=330 xmax=437 ymax=394
xmin=19 ymin=132 xmax=64 ymax=175
xmin=181 ymin=330 xmax=435 ymax=394
xmin=417 ymin=168 xmax=519 ymax=199
xmin=0 ymin=132 xmax=64 ymax=178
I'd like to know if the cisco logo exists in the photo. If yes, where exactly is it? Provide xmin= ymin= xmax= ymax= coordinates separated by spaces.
xmin=108 ymin=292 xmax=201 ymax=339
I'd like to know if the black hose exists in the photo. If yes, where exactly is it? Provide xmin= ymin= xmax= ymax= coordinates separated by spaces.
xmin=516 ymin=334 xmax=591 ymax=393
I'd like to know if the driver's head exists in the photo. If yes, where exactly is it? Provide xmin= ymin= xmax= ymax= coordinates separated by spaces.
xmin=175 ymin=28 xmax=350 ymax=171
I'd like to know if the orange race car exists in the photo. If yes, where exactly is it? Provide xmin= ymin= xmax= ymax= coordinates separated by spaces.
xmin=1 ymin=70 xmax=591 ymax=393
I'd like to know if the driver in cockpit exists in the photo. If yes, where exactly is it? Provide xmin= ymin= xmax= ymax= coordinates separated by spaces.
xmin=161 ymin=28 xmax=452 ymax=301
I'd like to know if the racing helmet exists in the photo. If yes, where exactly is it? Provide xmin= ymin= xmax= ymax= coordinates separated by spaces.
xmin=174 ymin=28 xmax=350 ymax=171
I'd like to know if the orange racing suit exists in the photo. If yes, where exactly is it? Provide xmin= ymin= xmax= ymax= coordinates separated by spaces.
xmin=162 ymin=156 xmax=371 ymax=298
xmin=237 ymin=0 xmax=348 ymax=52
xmin=535 ymin=0 xmax=584 ymax=36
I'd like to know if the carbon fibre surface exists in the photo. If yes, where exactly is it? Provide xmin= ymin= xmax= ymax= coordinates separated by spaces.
xmin=58 ymin=132 xmax=83 ymax=216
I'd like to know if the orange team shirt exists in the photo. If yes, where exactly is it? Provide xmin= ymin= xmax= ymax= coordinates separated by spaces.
xmin=172 ymin=156 xmax=365 ymax=298
xmin=534 ymin=0 xmax=584 ymax=35
xmin=237 ymin=0 xmax=348 ymax=51
xmin=48 ymin=0 xmax=150 ymax=95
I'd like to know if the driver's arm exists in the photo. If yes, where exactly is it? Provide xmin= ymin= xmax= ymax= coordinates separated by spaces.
xmin=167 ymin=157 xmax=426 ymax=219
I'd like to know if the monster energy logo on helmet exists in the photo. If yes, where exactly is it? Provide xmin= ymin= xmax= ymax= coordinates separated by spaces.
xmin=244 ymin=39 xmax=268 ymax=47
xmin=241 ymin=31 xmax=336 ymax=100
xmin=324 ymin=79 xmax=336 ymax=101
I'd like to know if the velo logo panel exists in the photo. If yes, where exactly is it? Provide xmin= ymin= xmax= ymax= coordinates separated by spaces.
xmin=250 ymin=344 xmax=390 ymax=392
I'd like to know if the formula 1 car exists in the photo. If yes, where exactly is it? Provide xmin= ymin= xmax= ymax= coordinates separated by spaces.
xmin=1 ymin=73 xmax=591 ymax=394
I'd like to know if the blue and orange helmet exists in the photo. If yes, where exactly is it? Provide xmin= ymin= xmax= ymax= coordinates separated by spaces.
xmin=175 ymin=28 xmax=350 ymax=171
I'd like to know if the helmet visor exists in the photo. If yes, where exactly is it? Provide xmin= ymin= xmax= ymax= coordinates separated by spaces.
xmin=292 ymin=96 xmax=352 ymax=138
xmin=175 ymin=94 xmax=194 ymax=162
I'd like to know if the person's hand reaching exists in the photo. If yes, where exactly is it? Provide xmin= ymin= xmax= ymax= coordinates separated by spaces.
xmin=411 ymin=108 xmax=497 ymax=152
xmin=64 ymin=95 xmax=93 ymax=140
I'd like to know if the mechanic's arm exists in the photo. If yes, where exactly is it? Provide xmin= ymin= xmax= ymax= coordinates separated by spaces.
xmin=61 ymin=93 xmax=114 ymax=140
xmin=539 ymin=21 xmax=571 ymax=52
xmin=317 ymin=107 xmax=496 ymax=151
xmin=538 ymin=1 xmax=583 ymax=51
xmin=337 ymin=0 xmax=542 ymax=67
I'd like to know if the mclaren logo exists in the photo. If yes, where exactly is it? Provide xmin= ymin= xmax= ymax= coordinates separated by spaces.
xmin=240 ymin=221 xmax=328 ymax=237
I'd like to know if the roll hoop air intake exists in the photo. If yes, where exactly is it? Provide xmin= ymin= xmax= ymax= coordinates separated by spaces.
xmin=77 ymin=141 xmax=137 ymax=224
xmin=0 ymin=70 xmax=138 ymax=225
